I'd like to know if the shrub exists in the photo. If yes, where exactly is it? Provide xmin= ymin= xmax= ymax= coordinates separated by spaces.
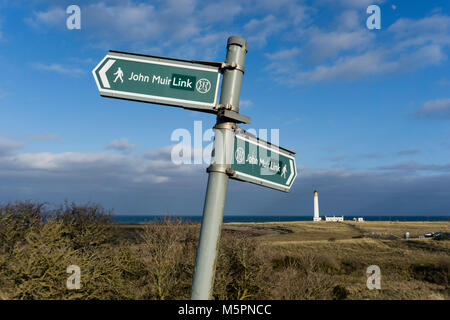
xmin=56 ymin=200 xmax=116 ymax=251
xmin=214 ymin=234 xmax=265 ymax=300
xmin=271 ymin=256 xmax=301 ymax=271
xmin=137 ymin=217 xmax=198 ymax=300
xmin=0 ymin=201 xmax=145 ymax=300
xmin=340 ymin=259 xmax=366 ymax=275
xmin=410 ymin=260 xmax=450 ymax=286
xmin=0 ymin=201 xmax=46 ymax=254
xmin=264 ymin=253 xmax=336 ymax=300
xmin=316 ymin=254 xmax=341 ymax=274
xmin=332 ymin=285 xmax=349 ymax=300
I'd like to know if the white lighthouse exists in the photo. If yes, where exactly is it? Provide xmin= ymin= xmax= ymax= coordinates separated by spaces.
xmin=313 ymin=190 xmax=322 ymax=221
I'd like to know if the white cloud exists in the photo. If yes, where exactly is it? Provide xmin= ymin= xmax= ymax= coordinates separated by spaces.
xmin=377 ymin=161 xmax=450 ymax=173
xmin=266 ymin=13 xmax=450 ymax=86
xmin=144 ymin=144 xmax=212 ymax=166
xmin=307 ymin=28 xmax=374 ymax=61
xmin=25 ymin=6 xmax=66 ymax=29
xmin=106 ymin=138 xmax=139 ymax=152
xmin=0 ymin=143 xmax=203 ymax=191
xmin=84 ymin=2 xmax=159 ymax=40
xmin=33 ymin=63 xmax=84 ymax=76
xmin=416 ymin=98 xmax=450 ymax=119
xmin=404 ymin=44 xmax=447 ymax=67
xmin=266 ymin=47 xmax=301 ymax=60
xmin=319 ymin=0 xmax=385 ymax=9
xmin=265 ymin=47 xmax=301 ymax=75
xmin=1 ymin=138 xmax=449 ymax=215
xmin=0 ymin=137 xmax=23 ymax=156
xmin=197 ymin=1 xmax=243 ymax=23
xmin=239 ymin=100 xmax=253 ymax=109
xmin=387 ymin=14 xmax=450 ymax=67
xmin=22 ymin=1 xmax=311 ymax=60
xmin=244 ymin=15 xmax=286 ymax=48
xmin=287 ymin=50 xmax=398 ymax=85
xmin=132 ymin=174 xmax=169 ymax=184
xmin=143 ymin=145 xmax=174 ymax=160
xmin=335 ymin=10 xmax=361 ymax=30
xmin=22 ymin=2 xmax=450 ymax=87
xmin=389 ymin=14 xmax=450 ymax=44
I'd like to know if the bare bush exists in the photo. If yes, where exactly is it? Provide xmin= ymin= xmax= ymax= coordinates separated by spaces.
xmin=0 ymin=201 xmax=46 ymax=254
xmin=56 ymin=200 xmax=116 ymax=250
xmin=137 ymin=217 xmax=198 ymax=299
xmin=264 ymin=252 xmax=336 ymax=300
xmin=0 ymin=201 xmax=145 ymax=300
xmin=214 ymin=234 xmax=266 ymax=300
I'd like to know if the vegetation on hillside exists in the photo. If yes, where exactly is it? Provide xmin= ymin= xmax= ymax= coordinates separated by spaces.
xmin=0 ymin=201 xmax=448 ymax=300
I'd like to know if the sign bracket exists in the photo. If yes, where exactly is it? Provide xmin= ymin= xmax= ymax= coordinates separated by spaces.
xmin=214 ymin=104 xmax=251 ymax=124
xmin=206 ymin=164 xmax=235 ymax=175
xmin=218 ymin=109 xmax=251 ymax=124
xmin=220 ymin=62 xmax=245 ymax=74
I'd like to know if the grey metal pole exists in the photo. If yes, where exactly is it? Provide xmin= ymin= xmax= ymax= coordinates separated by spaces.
xmin=190 ymin=36 xmax=248 ymax=300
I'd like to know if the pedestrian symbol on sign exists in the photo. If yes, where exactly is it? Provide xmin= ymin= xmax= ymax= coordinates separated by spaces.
xmin=281 ymin=164 xmax=287 ymax=178
xmin=113 ymin=67 xmax=124 ymax=83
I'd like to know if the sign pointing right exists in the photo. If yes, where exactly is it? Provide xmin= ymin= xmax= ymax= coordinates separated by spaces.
xmin=230 ymin=129 xmax=298 ymax=192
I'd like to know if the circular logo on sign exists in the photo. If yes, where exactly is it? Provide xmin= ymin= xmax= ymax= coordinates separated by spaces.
xmin=196 ymin=78 xmax=211 ymax=94
xmin=235 ymin=147 xmax=245 ymax=164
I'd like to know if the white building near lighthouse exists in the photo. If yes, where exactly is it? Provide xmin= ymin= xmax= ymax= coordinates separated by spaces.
xmin=325 ymin=216 xmax=344 ymax=222
xmin=313 ymin=190 xmax=322 ymax=221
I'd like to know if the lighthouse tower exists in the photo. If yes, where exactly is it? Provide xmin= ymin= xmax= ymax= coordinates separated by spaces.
xmin=313 ymin=190 xmax=322 ymax=221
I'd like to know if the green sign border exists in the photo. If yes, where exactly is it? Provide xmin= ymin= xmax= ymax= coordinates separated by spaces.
xmin=92 ymin=51 xmax=221 ymax=113
xmin=230 ymin=130 xmax=298 ymax=192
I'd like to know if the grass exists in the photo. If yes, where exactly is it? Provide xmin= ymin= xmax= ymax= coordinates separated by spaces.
xmin=0 ymin=201 xmax=449 ymax=300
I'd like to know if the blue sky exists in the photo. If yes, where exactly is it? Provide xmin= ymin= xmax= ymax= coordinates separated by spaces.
xmin=0 ymin=0 xmax=449 ymax=216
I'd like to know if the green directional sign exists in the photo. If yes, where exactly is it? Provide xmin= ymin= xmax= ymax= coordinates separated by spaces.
xmin=92 ymin=51 xmax=221 ymax=112
xmin=230 ymin=129 xmax=298 ymax=192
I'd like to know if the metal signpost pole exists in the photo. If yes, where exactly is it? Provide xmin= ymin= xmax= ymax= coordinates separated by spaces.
xmin=190 ymin=36 xmax=248 ymax=300
xmin=92 ymin=34 xmax=297 ymax=300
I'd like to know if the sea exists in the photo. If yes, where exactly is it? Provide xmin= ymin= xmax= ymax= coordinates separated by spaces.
xmin=113 ymin=215 xmax=449 ymax=224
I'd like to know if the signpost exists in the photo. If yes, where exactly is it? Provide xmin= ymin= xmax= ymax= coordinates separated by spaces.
xmin=92 ymin=51 xmax=221 ymax=112
xmin=92 ymin=36 xmax=298 ymax=300
xmin=230 ymin=129 xmax=297 ymax=192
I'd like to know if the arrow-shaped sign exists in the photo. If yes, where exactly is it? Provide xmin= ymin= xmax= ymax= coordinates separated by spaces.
xmin=286 ymin=159 xmax=295 ymax=186
xmin=99 ymin=59 xmax=116 ymax=88
xmin=229 ymin=129 xmax=298 ymax=192
xmin=92 ymin=51 xmax=221 ymax=112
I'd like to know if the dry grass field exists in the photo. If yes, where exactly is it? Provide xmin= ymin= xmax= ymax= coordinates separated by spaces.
xmin=1 ymin=201 xmax=448 ymax=300
xmin=225 ymin=220 xmax=450 ymax=300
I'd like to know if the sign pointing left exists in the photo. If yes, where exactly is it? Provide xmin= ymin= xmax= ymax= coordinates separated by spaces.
xmin=99 ymin=59 xmax=116 ymax=88
xmin=92 ymin=51 xmax=221 ymax=112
